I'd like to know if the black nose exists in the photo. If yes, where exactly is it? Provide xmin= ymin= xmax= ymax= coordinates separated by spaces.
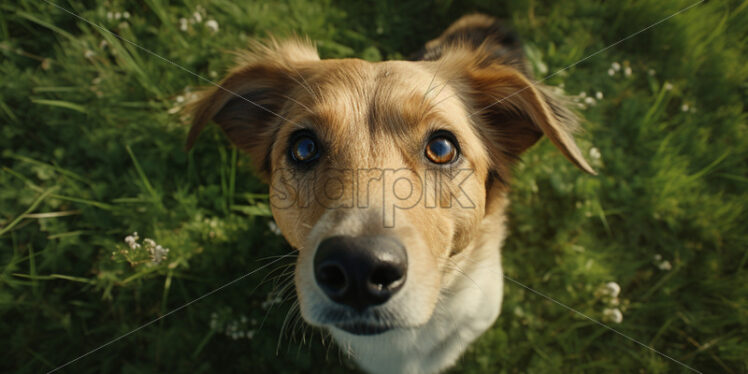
xmin=314 ymin=235 xmax=407 ymax=311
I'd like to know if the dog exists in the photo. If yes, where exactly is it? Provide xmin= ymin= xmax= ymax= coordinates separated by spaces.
xmin=186 ymin=14 xmax=594 ymax=374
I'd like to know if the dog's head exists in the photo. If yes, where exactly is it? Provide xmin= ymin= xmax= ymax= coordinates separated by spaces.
xmin=187 ymin=38 xmax=593 ymax=336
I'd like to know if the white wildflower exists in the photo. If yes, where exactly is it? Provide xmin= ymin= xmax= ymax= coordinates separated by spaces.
xmin=653 ymin=254 xmax=672 ymax=271
xmin=114 ymin=12 xmax=122 ymax=20
xmin=595 ymin=91 xmax=603 ymax=100
xmin=176 ymin=95 xmax=185 ymax=103
xmin=193 ymin=11 xmax=203 ymax=23
xmin=607 ymin=68 xmax=615 ymax=76
xmin=84 ymin=50 xmax=95 ymax=59
xmin=589 ymin=147 xmax=601 ymax=160
xmin=611 ymin=62 xmax=621 ymax=71
xmin=123 ymin=11 xmax=130 ymax=19
xmin=584 ymin=97 xmax=596 ymax=106
xmin=124 ymin=232 xmax=141 ymax=250
xmin=603 ymin=308 xmax=623 ymax=323
xmin=664 ymin=82 xmax=673 ymax=91
xmin=152 ymin=245 xmax=169 ymax=264
xmin=106 ymin=11 xmax=113 ymax=20
xmin=680 ymin=103 xmax=689 ymax=112
xmin=205 ymin=19 xmax=219 ymax=33
xmin=648 ymin=69 xmax=656 ymax=76
xmin=267 ymin=220 xmax=282 ymax=236
xmin=578 ymin=91 xmax=587 ymax=98
xmin=602 ymin=281 xmax=621 ymax=298
xmin=624 ymin=66 xmax=632 ymax=77
xmin=143 ymin=238 xmax=169 ymax=264
xmin=179 ymin=17 xmax=189 ymax=32
xmin=261 ymin=293 xmax=283 ymax=309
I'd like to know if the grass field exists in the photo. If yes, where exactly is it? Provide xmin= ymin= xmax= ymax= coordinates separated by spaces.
xmin=1 ymin=0 xmax=747 ymax=373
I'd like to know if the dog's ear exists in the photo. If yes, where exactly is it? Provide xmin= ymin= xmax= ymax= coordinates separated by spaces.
xmin=464 ymin=63 xmax=595 ymax=176
xmin=185 ymin=38 xmax=319 ymax=180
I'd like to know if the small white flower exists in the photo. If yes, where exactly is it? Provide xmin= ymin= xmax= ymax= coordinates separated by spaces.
xmin=607 ymin=68 xmax=615 ymax=76
xmin=142 ymin=238 xmax=169 ymax=264
xmin=179 ymin=17 xmax=189 ymax=32
xmin=653 ymin=254 xmax=672 ymax=270
xmin=603 ymin=282 xmax=621 ymax=298
xmin=193 ymin=11 xmax=203 ymax=23
xmin=124 ymin=232 xmax=141 ymax=250
xmin=578 ymin=91 xmax=587 ymax=98
xmin=205 ymin=19 xmax=219 ymax=33
xmin=595 ymin=91 xmax=603 ymax=100
xmin=624 ymin=66 xmax=632 ymax=77
xmin=114 ymin=12 xmax=122 ymax=20
xmin=176 ymin=95 xmax=185 ymax=103
xmin=84 ymin=50 xmax=95 ymax=59
xmin=603 ymin=308 xmax=623 ymax=323
xmin=648 ymin=69 xmax=656 ymax=76
xmin=611 ymin=62 xmax=621 ymax=71
xmin=658 ymin=260 xmax=672 ymax=271
xmin=123 ymin=11 xmax=130 ymax=19
xmin=584 ymin=97 xmax=596 ymax=106
xmin=664 ymin=82 xmax=673 ymax=91
xmin=589 ymin=147 xmax=601 ymax=160
xmin=151 ymin=245 xmax=169 ymax=264
xmin=681 ymin=104 xmax=689 ymax=112
xmin=267 ymin=221 xmax=282 ymax=236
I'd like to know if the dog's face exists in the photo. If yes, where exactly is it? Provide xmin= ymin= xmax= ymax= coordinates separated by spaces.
xmin=187 ymin=39 xmax=592 ymax=337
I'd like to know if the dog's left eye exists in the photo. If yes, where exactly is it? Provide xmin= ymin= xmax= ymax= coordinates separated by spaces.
xmin=425 ymin=135 xmax=458 ymax=164
xmin=290 ymin=134 xmax=319 ymax=163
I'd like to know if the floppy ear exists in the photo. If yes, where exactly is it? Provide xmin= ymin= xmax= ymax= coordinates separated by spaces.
xmin=185 ymin=38 xmax=319 ymax=180
xmin=465 ymin=63 xmax=595 ymax=176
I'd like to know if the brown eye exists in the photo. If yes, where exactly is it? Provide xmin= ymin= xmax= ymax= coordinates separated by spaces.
xmin=425 ymin=136 xmax=457 ymax=164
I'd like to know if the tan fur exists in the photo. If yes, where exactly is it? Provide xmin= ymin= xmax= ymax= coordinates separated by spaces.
xmin=186 ymin=16 xmax=592 ymax=373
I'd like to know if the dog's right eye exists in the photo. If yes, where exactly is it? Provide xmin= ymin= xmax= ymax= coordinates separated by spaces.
xmin=290 ymin=133 xmax=320 ymax=163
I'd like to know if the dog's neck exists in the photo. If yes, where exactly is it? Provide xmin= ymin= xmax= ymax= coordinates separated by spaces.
xmin=330 ymin=191 xmax=509 ymax=374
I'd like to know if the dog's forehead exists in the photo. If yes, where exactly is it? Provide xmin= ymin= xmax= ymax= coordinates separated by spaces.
xmin=293 ymin=59 xmax=472 ymax=163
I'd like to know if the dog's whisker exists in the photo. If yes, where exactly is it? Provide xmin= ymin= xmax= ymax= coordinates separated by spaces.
xmin=421 ymin=56 xmax=447 ymax=106
xmin=276 ymin=300 xmax=300 ymax=355
xmin=281 ymin=94 xmax=315 ymax=115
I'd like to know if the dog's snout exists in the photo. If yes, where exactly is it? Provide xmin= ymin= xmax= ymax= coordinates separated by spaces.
xmin=314 ymin=235 xmax=407 ymax=311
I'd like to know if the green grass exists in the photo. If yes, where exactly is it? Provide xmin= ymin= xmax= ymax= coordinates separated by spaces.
xmin=1 ymin=0 xmax=746 ymax=373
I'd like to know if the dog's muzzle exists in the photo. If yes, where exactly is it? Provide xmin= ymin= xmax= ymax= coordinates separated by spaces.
xmin=313 ymin=235 xmax=407 ymax=334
